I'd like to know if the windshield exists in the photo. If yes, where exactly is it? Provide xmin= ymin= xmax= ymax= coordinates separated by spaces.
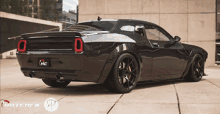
xmin=63 ymin=21 xmax=117 ymax=31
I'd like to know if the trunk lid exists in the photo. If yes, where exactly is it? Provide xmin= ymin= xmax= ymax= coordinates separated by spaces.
xmin=22 ymin=31 xmax=81 ymax=39
xmin=21 ymin=31 xmax=81 ymax=52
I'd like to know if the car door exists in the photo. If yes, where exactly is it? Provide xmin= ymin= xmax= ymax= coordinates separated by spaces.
xmin=144 ymin=25 xmax=186 ymax=80
xmin=133 ymin=25 xmax=153 ymax=81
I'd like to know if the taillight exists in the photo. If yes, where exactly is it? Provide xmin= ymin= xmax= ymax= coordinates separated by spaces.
xmin=17 ymin=40 xmax=27 ymax=53
xmin=75 ymin=38 xmax=83 ymax=53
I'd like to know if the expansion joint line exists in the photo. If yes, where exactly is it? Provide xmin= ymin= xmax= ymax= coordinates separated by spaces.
xmin=57 ymin=95 xmax=69 ymax=101
xmin=206 ymin=80 xmax=220 ymax=88
xmin=173 ymin=82 xmax=181 ymax=114
xmin=107 ymin=94 xmax=124 ymax=114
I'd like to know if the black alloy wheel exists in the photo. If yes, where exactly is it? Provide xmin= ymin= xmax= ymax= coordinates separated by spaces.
xmin=104 ymin=53 xmax=139 ymax=93
xmin=193 ymin=56 xmax=204 ymax=79
xmin=185 ymin=54 xmax=204 ymax=82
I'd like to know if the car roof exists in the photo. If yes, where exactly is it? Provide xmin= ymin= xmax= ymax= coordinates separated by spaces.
xmin=118 ymin=19 xmax=158 ymax=26
xmin=78 ymin=19 xmax=118 ymax=23
xmin=79 ymin=19 xmax=158 ymax=27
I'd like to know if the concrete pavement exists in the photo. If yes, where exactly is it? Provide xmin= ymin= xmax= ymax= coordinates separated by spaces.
xmin=1 ymin=59 xmax=220 ymax=114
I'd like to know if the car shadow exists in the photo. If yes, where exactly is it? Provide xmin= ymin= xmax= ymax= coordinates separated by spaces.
xmin=33 ymin=83 xmax=114 ymax=95
xmin=135 ymin=78 xmax=207 ymax=90
xmin=32 ymin=79 xmax=207 ymax=95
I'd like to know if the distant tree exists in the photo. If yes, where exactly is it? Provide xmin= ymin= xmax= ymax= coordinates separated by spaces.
xmin=53 ymin=1 xmax=59 ymax=22
xmin=0 ymin=0 xmax=29 ymax=16
xmin=1 ymin=0 xmax=13 ymax=13
xmin=1 ymin=0 xmax=59 ymax=21
xmin=69 ymin=10 xmax=76 ymax=14
xmin=0 ymin=0 xmax=8 ymax=12
xmin=40 ymin=0 xmax=53 ymax=20
xmin=9 ymin=0 xmax=19 ymax=14
xmin=21 ymin=0 xmax=30 ymax=16
xmin=17 ymin=0 xmax=23 ymax=15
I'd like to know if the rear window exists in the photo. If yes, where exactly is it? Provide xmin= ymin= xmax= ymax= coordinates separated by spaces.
xmin=63 ymin=21 xmax=117 ymax=31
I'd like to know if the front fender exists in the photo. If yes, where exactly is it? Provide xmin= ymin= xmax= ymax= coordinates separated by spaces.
xmin=182 ymin=47 xmax=208 ymax=78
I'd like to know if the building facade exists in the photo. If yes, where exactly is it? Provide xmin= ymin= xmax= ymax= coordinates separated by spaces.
xmin=79 ymin=0 xmax=216 ymax=67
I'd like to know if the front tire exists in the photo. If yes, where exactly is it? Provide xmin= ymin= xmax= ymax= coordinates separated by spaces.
xmin=104 ymin=53 xmax=139 ymax=93
xmin=185 ymin=54 xmax=204 ymax=82
xmin=42 ymin=79 xmax=71 ymax=87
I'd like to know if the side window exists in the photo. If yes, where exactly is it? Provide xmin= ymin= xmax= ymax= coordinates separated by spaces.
xmin=120 ymin=25 xmax=134 ymax=32
xmin=145 ymin=29 xmax=160 ymax=40
xmin=145 ymin=27 xmax=170 ymax=41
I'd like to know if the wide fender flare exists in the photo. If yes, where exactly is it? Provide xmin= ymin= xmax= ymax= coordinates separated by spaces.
xmin=189 ymin=48 xmax=205 ymax=64
xmin=182 ymin=48 xmax=204 ymax=78
xmin=96 ymin=43 xmax=143 ymax=83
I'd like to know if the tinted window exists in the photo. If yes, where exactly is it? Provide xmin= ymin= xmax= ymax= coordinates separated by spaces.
xmin=145 ymin=28 xmax=170 ymax=41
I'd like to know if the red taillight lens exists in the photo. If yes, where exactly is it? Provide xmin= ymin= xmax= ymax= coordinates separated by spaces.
xmin=17 ymin=40 xmax=27 ymax=53
xmin=75 ymin=38 xmax=83 ymax=53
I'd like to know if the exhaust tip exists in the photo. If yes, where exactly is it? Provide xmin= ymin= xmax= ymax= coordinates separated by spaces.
xmin=55 ymin=74 xmax=60 ymax=80
xmin=29 ymin=71 xmax=35 ymax=78
xmin=55 ymin=73 xmax=64 ymax=82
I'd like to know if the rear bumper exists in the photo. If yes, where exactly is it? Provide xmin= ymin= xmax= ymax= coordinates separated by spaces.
xmin=21 ymin=68 xmax=95 ymax=81
xmin=17 ymin=52 xmax=109 ymax=82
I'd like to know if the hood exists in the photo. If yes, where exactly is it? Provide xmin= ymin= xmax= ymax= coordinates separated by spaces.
xmin=181 ymin=43 xmax=204 ymax=52
xmin=181 ymin=43 xmax=208 ymax=59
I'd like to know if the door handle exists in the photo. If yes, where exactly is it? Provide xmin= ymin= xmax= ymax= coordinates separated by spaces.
xmin=152 ymin=42 xmax=159 ymax=47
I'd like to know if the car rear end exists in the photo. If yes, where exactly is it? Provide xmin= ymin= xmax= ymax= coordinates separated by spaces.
xmin=17 ymin=20 xmax=118 ymax=83
xmin=17 ymin=32 xmax=89 ymax=80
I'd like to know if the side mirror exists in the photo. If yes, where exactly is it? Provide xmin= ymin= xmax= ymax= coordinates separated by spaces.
xmin=174 ymin=36 xmax=181 ymax=43
xmin=165 ymin=36 xmax=181 ymax=48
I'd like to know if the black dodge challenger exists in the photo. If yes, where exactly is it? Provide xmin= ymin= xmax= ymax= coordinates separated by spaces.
xmin=17 ymin=19 xmax=208 ymax=93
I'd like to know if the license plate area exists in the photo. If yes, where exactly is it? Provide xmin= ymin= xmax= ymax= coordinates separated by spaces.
xmin=38 ymin=58 xmax=50 ymax=67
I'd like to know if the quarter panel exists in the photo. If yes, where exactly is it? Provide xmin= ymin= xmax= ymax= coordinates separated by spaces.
xmin=96 ymin=43 xmax=143 ymax=83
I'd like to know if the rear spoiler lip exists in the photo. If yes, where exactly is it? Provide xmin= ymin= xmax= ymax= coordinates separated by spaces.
xmin=21 ymin=31 xmax=81 ymax=39
xmin=21 ymin=35 xmax=81 ymax=39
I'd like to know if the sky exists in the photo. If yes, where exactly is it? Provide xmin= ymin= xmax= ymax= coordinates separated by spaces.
xmin=63 ymin=0 xmax=79 ymax=12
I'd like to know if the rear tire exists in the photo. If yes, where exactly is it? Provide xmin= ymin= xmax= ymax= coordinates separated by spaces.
xmin=184 ymin=54 xmax=204 ymax=82
xmin=42 ymin=79 xmax=71 ymax=87
xmin=104 ymin=53 xmax=139 ymax=93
